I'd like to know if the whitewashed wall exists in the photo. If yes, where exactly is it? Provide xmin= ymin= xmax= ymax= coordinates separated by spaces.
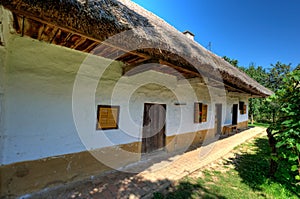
xmin=0 ymin=7 xmax=11 ymax=165
xmin=224 ymin=95 xmax=249 ymax=125
xmin=238 ymin=96 xmax=249 ymax=123
xmin=0 ymin=47 xmax=5 ymax=164
xmin=2 ymin=36 xmax=87 ymax=165
xmin=1 ymin=21 xmax=248 ymax=166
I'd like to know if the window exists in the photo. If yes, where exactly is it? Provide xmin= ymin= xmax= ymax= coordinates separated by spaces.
xmin=97 ymin=105 xmax=120 ymax=130
xmin=242 ymin=104 xmax=247 ymax=115
xmin=194 ymin=103 xmax=208 ymax=123
xmin=239 ymin=101 xmax=246 ymax=114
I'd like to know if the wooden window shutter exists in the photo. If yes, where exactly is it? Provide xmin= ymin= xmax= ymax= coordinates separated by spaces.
xmin=243 ymin=104 xmax=247 ymax=114
xmin=202 ymin=104 xmax=208 ymax=122
xmin=239 ymin=101 xmax=245 ymax=114
xmin=194 ymin=103 xmax=208 ymax=123
xmin=97 ymin=105 xmax=120 ymax=130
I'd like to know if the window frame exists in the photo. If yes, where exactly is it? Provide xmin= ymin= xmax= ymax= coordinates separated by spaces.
xmin=194 ymin=102 xmax=208 ymax=123
xmin=96 ymin=105 xmax=120 ymax=130
xmin=238 ymin=101 xmax=247 ymax=115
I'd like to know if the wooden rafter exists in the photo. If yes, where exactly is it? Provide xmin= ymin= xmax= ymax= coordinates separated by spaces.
xmin=11 ymin=12 xmax=149 ymax=62
xmin=9 ymin=11 xmax=260 ymax=96
xmin=159 ymin=60 xmax=202 ymax=79
xmin=122 ymin=59 xmax=158 ymax=76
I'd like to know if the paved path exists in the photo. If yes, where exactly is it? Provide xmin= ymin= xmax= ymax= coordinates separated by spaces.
xmin=31 ymin=127 xmax=266 ymax=199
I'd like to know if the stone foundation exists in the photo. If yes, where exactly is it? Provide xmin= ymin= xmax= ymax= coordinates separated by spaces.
xmin=237 ymin=121 xmax=248 ymax=129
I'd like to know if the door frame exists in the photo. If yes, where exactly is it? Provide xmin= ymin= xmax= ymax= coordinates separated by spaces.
xmin=215 ymin=104 xmax=222 ymax=135
xmin=232 ymin=104 xmax=238 ymax=125
xmin=141 ymin=103 xmax=166 ymax=154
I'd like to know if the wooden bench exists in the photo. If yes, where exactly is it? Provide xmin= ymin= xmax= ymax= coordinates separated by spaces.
xmin=223 ymin=124 xmax=238 ymax=136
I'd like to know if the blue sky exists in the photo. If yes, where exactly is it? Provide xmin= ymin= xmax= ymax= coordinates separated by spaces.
xmin=132 ymin=0 xmax=300 ymax=70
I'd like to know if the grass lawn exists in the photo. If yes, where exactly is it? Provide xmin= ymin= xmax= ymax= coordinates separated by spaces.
xmin=248 ymin=122 xmax=270 ymax=128
xmin=154 ymin=136 xmax=300 ymax=199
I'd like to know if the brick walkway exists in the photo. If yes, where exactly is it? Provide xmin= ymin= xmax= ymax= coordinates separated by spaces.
xmin=30 ymin=127 xmax=266 ymax=199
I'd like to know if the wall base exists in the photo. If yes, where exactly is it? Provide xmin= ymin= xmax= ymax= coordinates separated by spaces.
xmin=0 ymin=125 xmax=243 ymax=197
xmin=237 ymin=121 xmax=248 ymax=129
xmin=0 ymin=142 xmax=141 ymax=198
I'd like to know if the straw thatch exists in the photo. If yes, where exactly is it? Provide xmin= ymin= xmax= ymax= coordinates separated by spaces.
xmin=1 ymin=0 xmax=273 ymax=97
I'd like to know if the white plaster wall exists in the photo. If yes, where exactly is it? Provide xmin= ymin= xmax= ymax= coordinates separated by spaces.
xmin=92 ymin=69 xmax=208 ymax=147
xmin=224 ymin=96 xmax=237 ymax=125
xmin=1 ymin=28 xmax=249 ymax=165
xmin=238 ymin=96 xmax=249 ymax=123
xmin=0 ymin=93 xmax=4 ymax=164
xmin=2 ymin=36 xmax=87 ymax=164
xmin=193 ymin=88 xmax=250 ymax=129
xmin=1 ymin=35 xmax=194 ymax=164
xmin=203 ymin=86 xmax=229 ymax=129
xmin=0 ymin=47 xmax=5 ymax=164
xmin=0 ymin=6 xmax=12 ymax=165
xmin=223 ymin=95 xmax=249 ymax=126
xmin=193 ymin=84 xmax=214 ymax=130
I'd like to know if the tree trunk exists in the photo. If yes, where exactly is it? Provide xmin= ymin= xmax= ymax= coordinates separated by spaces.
xmin=267 ymin=128 xmax=278 ymax=178
xmin=272 ymin=109 xmax=276 ymax=123
xmin=251 ymin=114 xmax=254 ymax=125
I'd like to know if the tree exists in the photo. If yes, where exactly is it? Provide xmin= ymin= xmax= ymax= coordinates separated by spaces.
xmin=264 ymin=62 xmax=291 ymax=123
xmin=267 ymin=62 xmax=291 ymax=91
xmin=223 ymin=56 xmax=299 ymax=185
xmin=243 ymin=64 xmax=268 ymax=123
xmin=223 ymin=56 xmax=239 ymax=68
xmin=223 ymin=56 xmax=292 ymax=124
xmin=245 ymin=64 xmax=269 ymax=86
xmin=267 ymin=69 xmax=300 ymax=182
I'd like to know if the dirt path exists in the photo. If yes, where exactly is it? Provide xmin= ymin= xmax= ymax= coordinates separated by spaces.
xmin=28 ymin=127 xmax=266 ymax=199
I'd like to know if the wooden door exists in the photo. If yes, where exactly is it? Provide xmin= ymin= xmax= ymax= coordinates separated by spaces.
xmin=215 ymin=104 xmax=222 ymax=135
xmin=142 ymin=103 xmax=166 ymax=153
xmin=232 ymin=104 xmax=238 ymax=125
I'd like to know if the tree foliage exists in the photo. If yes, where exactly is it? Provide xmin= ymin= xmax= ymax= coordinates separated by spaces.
xmin=242 ymin=64 xmax=269 ymax=123
xmin=224 ymin=58 xmax=292 ymax=123
xmin=223 ymin=56 xmax=239 ymax=67
xmin=268 ymin=69 xmax=300 ymax=182
xmin=262 ymin=62 xmax=291 ymax=123
xmin=224 ymin=56 xmax=299 ymax=185
xmin=267 ymin=62 xmax=292 ymax=90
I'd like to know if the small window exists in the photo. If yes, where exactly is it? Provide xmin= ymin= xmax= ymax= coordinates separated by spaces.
xmin=97 ymin=105 xmax=120 ymax=130
xmin=194 ymin=103 xmax=208 ymax=123
xmin=242 ymin=104 xmax=247 ymax=115
xmin=239 ymin=101 xmax=247 ymax=114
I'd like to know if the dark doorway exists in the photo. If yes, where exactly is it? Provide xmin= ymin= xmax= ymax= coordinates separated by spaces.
xmin=142 ymin=103 xmax=166 ymax=154
xmin=232 ymin=104 xmax=238 ymax=125
xmin=215 ymin=104 xmax=222 ymax=135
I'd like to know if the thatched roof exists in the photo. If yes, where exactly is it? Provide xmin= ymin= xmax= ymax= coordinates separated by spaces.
xmin=1 ymin=0 xmax=273 ymax=97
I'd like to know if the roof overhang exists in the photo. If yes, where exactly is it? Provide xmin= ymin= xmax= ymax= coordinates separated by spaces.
xmin=0 ymin=0 xmax=273 ymax=97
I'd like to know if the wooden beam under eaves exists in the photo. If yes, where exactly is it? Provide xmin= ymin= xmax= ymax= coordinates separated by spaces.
xmin=158 ymin=60 xmax=202 ymax=78
xmin=122 ymin=58 xmax=206 ymax=80
xmin=122 ymin=58 xmax=159 ymax=76
xmin=10 ymin=12 xmax=150 ymax=61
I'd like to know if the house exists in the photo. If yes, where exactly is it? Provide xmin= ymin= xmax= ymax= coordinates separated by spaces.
xmin=0 ymin=0 xmax=273 ymax=197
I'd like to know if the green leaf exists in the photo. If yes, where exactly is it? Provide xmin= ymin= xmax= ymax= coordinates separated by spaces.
xmin=291 ymin=165 xmax=298 ymax=172
xmin=282 ymin=119 xmax=293 ymax=125
xmin=271 ymin=156 xmax=279 ymax=161
xmin=288 ymin=155 xmax=299 ymax=161
xmin=296 ymin=143 xmax=300 ymax=152
xmin=296 ymin=175 xmax=300 ymax=181
xmin=276 ymin=141 xmax=285 ymax=148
